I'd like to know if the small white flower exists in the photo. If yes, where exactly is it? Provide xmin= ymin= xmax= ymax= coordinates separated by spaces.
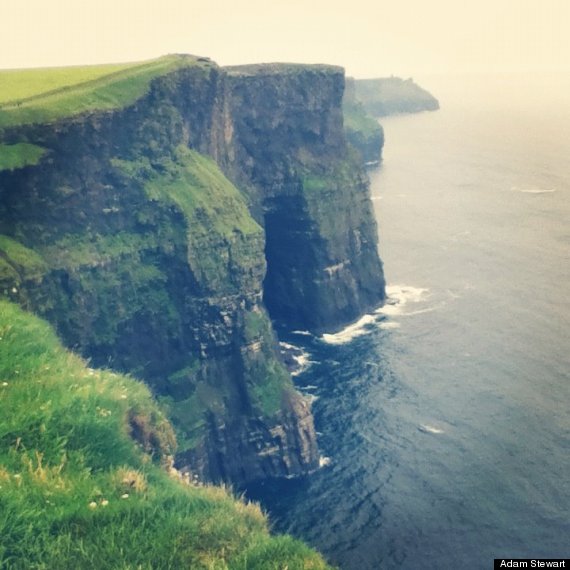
xmin=11 ymin=287 xmax=17 ymax=294
xmin=1 ymin=382 xmax=8 ymax=387
xmin=120 ymin=394 xmax=127 ymax=400
xmin=88 ymin=501 xmax=97 ymax=509
xmin=100 ymin=499 xmax=109 ymax=507
xmin=121 ymin=493 xmax=129 ymax=499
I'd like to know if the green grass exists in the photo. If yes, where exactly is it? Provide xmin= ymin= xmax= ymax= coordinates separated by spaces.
xmin=343 ymin=103 xmax=382 ymax=138
xmin=113 ymin=146 xmax=262 ymax=291
xmin=0 ymin=62 xmax=144 ymax=105
xmin=0 ymin=143 xmax=46 ymax=171
xmin=0 ymin=235 xmax=47 ymax=284
xmin=0 ymin=55 xmax=203 ymax=128
xmin=38 ymin=232 xmax=158 ymax=271
xmin=113 ymin=146 xmax=260 ymax=240
xmin=0 ymin=300 xmax=331 ymax=569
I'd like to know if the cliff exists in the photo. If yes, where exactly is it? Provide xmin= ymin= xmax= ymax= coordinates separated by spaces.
xmin=0 ymin=299 xmax=331 ymax=569
xmin=0 ymin=55 xmax=385 ymax=486
xmin=342 ymin=77 xmax=384 ymax=164
xmin=349 ymin=76 xmax=440 ymax=116
xmin=222 ymin=64 xmax=386 ymax=331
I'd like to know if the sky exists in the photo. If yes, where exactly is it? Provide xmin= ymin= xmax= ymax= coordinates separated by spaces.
xmin=2 ymin=0 xmax=570 ymax=76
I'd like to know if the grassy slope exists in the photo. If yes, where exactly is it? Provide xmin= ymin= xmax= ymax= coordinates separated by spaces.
xmin=0 ymin=55 xmax=202 ymax=129
xmin=0 ymin=300 xmax=330 ymax=569
xmin=0 ymin=62 xmax=144 ymax=104
xmin=140 ymin=147 xmax=261 ymax=239
xmin=0 ymin=235 xmax=47 ymax=280
xmin=343 ymin=102 xmax=382 ymax=138
xmin=112 ymin=146 xmax=262 ymax=291
xmin=0 ymin=143 xmax=46 ymax=171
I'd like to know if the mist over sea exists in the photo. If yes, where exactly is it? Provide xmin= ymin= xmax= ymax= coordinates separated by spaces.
xmin=247 ymin=73 xmax=570 ymax=569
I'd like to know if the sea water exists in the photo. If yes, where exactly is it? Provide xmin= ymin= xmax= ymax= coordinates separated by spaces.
xmin=247 ymin=73 xmax=570 ymax=569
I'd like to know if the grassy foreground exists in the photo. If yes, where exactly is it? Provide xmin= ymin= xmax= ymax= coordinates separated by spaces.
xmin=0 ymin=300 xmax=330 ymax=569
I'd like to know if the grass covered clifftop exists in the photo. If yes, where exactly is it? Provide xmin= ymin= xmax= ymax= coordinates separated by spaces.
xmin=0 ymin=300 xmax=331 ymax=569
xmin=0 ymin=54 xmax=211 ymax=129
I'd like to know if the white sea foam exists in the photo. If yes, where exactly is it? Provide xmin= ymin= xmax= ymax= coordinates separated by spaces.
xmin=377 ymin=321 xmax=401 ymax=329
xmin=319 ymin=456 xmax=332 ymax=468
xmin=321 ymin=313 xmax=377 ymax=345
xmin=418 ymin=424 xmax=445 ymax=434
xmin=320 ymin=285 xmax=432 ymax=344
xmin=321 ymin=285 xmax=431 ymax=344
xmin=291 ymin=356 xmax=312 ymax=376
xmin=279 ymin=341 xmax=314 ymax=376
xmin=291 ymin=330 xmax=312 ymax=336
xmin=375 ymin=285 xmax=430 ymax=317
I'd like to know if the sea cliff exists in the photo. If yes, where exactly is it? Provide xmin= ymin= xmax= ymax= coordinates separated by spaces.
xmin=0 ymin=54 xmax=385 ymax=485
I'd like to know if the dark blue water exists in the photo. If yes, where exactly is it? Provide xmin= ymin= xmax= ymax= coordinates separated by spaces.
xmin=248 ymin=74 xmax=570 ymax=569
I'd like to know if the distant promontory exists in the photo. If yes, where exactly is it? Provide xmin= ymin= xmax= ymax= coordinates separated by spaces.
xmin=342 ymin=76 xmax=438 ymax=164
xmin=349 ymin=76 xmax=440 ymax=117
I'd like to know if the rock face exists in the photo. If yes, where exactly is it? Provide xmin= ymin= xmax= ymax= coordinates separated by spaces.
xmin=0 ymin=56 xmax=385 ymax=485
xmin=221 ymin=64 xmax=386 ymax=332
xmin=342 ymin=77 xmax=385 ymax=164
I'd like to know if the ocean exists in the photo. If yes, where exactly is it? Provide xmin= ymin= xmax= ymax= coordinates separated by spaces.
xmin=247 ymin=73 xmax=570 ymax=569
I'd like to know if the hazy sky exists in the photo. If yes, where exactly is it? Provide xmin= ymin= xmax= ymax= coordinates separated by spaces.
xmin=3 ymin=0 xmax=570 ymax=76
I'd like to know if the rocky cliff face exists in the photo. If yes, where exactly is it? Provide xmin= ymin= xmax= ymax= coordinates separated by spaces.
xmin=342 ymin=77 xmax=385 ymax=164
xmin=220 ymin=64 xmax=386 ymax=332
xmin=0 ymin=56 xmax=384 ymax=485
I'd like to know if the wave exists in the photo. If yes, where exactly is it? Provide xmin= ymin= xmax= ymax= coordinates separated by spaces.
xmin=319 ymin=456 xmax=332 ymax=468
xmin=377 ymin=321 xmax=401 ymax=329
xmin=279 ymin=341 xmax=314 ymax=376
xmin=511 ymin=186 xmax=557 ymax=194
xmin=291 ymin=330 xmax=312 ymax=336
xmin=321 ymin=313 xmax=377 ymax=345
xmin=320 ymin=285 xmax=432 ymax=344
xmin=375 ymin=285 xmax=430 ymax=317
xmin=418 ymin=424 xmax=445 ymax=434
